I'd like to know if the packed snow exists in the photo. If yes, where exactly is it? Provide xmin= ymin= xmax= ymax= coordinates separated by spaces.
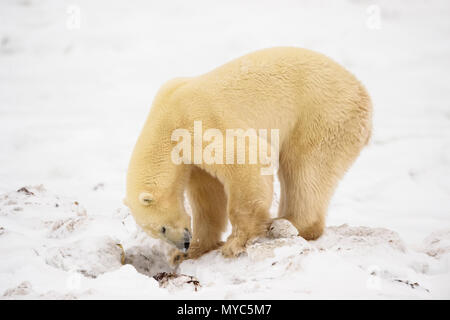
xmin=0 ymin=0 xmax=449 ymax=299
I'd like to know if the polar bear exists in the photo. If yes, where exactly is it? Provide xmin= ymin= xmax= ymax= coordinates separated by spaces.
xmin=125 ymin=47 xmax=372 ymax=262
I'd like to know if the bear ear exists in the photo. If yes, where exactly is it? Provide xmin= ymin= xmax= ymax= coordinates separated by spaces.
xmin=139 ymin=192 xmax=153 ymax=206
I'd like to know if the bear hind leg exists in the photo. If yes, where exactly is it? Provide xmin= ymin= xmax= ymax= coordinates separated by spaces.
xmin=278 ymin=143 xmax=360 ymax=240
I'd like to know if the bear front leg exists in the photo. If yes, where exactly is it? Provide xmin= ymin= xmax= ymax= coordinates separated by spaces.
xmin=222 ymin=206 xmax=271 ymax=258
xmin=170 ymin=166 xmax=228 ymax=265
xmin=221 ymin=171 xmax=273 ymax=258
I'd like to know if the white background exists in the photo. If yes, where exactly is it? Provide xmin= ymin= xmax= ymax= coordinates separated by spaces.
xmin=0 ymin=0 xmax=449 ymax=299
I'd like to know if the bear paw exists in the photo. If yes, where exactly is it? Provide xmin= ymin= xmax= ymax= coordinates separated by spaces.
xmin=169 ymin=241 xmax=225 ymax=265
xmin=189 ymin=241 xmax=225 ymax=259
xmin=169 ymin=249 xmax=188 ymax=266
xmin=221 ymin=237 xmax=246 ymax=258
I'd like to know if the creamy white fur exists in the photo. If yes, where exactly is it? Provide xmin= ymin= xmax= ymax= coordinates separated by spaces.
xmin=126 ymin=47 xmax=372 ymax=260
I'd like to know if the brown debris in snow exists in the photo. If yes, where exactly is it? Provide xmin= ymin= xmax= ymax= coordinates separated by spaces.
xmin=17 ymin=187 xmax=34 ymax=196
xmin=153 ymin=272 xmax=201 ymax=291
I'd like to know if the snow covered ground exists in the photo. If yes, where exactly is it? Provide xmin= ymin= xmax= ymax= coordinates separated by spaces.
xmin=0 ymin=0 xmax=449 ymax=299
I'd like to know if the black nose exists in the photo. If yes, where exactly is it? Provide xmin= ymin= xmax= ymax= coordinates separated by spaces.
xmin=182 ymin=228 xmax=191 ymax=251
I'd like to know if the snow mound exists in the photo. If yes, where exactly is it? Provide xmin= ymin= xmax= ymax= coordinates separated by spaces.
xmin=0 ymin=186 xmax=122 ymax=278
xmin=314 ymin=224 xmax=407 ymax=253
xmin=179 ymin=221 xmax=448 ymax=298
xmin=44 ymin=236 xmax=123 ymax=278
xmin=0 ymin=185 xmax=89 ymax=238
xmin=422 ymin=230 xmax=450 ymax=259
xmin=116 ymin=213 xmax=177 ymax=276
xmin=0 ymin=186 xmax=449 ymax=299
xmin=123 ymin=245 xmax=176 ymax=277
xmin=3 ymin=281 xmax=33 ymax=298
xmin=268 ymin=219 xmax=299 ymax=238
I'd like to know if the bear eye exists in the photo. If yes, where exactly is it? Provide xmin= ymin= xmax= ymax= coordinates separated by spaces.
xmin=161 ymin=227 xmax=166 ymax=234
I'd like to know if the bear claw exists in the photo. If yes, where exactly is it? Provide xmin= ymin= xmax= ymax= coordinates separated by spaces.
xmin=221 ymin=238 xmax=247 ymax=258
xmin=169 ymin=250 xmax=188 ymax=266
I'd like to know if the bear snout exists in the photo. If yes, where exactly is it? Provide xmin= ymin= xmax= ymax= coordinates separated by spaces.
xmin=166 ymin=227 xmax=191 ymax=252
xmin=180 ymin=228 xmax=191 ymax=252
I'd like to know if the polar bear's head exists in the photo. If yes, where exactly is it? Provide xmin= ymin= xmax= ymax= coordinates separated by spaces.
xmin=124 ymin=191 xmax=192 ymax=252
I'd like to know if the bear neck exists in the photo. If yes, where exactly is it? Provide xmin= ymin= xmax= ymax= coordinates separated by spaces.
xmin=126 ymin=103 xmax=191 ymax=204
